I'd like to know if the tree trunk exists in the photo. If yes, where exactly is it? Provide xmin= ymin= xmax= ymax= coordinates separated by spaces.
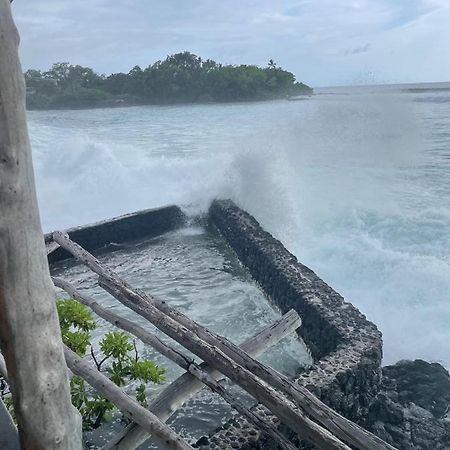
xmin=0 ymin=2 xmax=81 ymax=448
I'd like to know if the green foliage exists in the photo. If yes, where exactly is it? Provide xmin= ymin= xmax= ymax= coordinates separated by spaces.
xmin=57 ymin=298 xmax=96 ymax=356
xmin=56 ymin=299 xmax=165 ymax=429
xmin=130 ymin=359 xmax=166 ymax=384
xmin=63 ymin=330 xmax=91 ymax=356
xmin=57 ymin=298 xmax=96 ymax=332
xmin=1 ymin=298 xmax=166 ymax=431
xmin=100 ymin=331 xmax=134 ymax=359
xmin=57 ymin=299 xmax=166 ymax=429
xmin=25 ymin=52 xmax=313 ymax=110
xmin=83 ymin=394 xmax=115 ymax=430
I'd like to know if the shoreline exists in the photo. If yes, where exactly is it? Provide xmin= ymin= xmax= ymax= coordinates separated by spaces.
xmin=26 ymin=93 xmax=313 ymax=113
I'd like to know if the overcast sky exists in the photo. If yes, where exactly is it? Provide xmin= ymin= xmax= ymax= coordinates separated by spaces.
xmin=11 ymin=0 xmax=450 ymax=87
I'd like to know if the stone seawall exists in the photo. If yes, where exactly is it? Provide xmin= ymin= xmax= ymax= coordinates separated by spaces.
xmin=40 ymin=200 xmax=449 ymax=449
xmin=205 ymin=199 xmax=383 ymax=449
xmin=45 ymin=205 xmax=185 ymax=263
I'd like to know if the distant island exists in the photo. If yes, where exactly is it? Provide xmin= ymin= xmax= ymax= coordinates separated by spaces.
xmin=24 ymin=51 xmax=313 ymax=110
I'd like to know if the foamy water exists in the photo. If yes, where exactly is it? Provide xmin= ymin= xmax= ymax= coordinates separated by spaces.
xmin=29 ymin=84 xmax=450 ymax=368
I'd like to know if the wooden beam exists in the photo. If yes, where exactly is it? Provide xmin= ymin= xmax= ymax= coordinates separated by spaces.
xmin=53 ymin=277 xmax=299 ymax=450
xmin=104 ymin=306 xmax=301 ymax=450
xmin=64 ymin=346 xmax=193 ymax=450
xmin=53 ymin=231 xmax=351 ymax=450
xmin=53 ymin=230 xmax=395 ymax=450
xmin=152 ymin=292 xmax=395 ymax=450
xmin=0 ymin=3 xmax=81 ymax=448
xmin=121 ymin=282 xmax=396 ymax=450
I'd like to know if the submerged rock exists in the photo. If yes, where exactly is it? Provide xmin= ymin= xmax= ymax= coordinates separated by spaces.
xmin=368 ymin=359 xmax=450 ymax=449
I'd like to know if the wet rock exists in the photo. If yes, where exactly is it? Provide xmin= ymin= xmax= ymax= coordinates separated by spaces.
xmin=383 ymin=359 xmax=450 ymax=418
xmin=368 ymin=360 xmax=450 ymax=450
xmin=196 ymin=436 xmax=210 ymax=447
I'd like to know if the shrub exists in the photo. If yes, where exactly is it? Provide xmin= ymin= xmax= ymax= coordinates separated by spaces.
xmin=1 ymin=298 xmax=166 ymax=431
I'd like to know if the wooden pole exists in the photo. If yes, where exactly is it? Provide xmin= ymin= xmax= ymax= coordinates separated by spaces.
xmin=53 ymin=229 xmax=394 ymax=450
xmin=0 ymin=3 xmax=81 ymax=449
xmin=53 ymin=277 xmax=299 ymax=450
xmin=53 ymin=232 xmax=351 ymax=450
xmin=104 ymin=305 xmax=301 ymax=450
xmin=103 ymin=271 xmax=396 ymax=450
xmin=54 ymin=230 xmax=397 ymax=450
xmin=64 ymin=346 xmax=193 ymax=450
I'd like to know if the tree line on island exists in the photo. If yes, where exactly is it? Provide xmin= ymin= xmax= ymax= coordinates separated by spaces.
xmin=24 ymin=51 xmax=313 ymax=110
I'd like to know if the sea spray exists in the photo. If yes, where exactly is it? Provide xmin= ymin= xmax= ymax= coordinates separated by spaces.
xmin=29 ymin=89 xmax=450 ymax=368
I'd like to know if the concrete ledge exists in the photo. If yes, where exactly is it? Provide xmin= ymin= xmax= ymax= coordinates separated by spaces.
xmin=45 ymin=205 xmax=186 ymax=263
xmin=204 ymin=199 xmax=383 ymax=449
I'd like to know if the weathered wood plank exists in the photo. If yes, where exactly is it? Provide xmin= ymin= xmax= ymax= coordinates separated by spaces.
xmin=46 ymin=240 xmax=60 ymax=256
xmin=105 ymin=308 xmax=302 ymax=450
xmin=53 ymin=231 xmax=351 ymax=450
xmin=146 ymin=290 xmax=396 ymax=450
xmin=54 ymin=228 xmax=394 ymax=450
xmin=64 ymin=346 xmax=193 ymax=450
xmin=0 ymin=3 xmax=81 ymax=448
xmin=53 ymin=277 xmax=300 ymax=450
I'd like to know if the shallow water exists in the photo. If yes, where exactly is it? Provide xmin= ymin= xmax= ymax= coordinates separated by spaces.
xmin=51 ymin=227 xmax=310 ymax=447
xmin=30 ymin=82 xmax=450 ymax=369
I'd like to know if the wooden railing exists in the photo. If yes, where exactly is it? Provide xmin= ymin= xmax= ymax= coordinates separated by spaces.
xmin=49 ymin=231 xmax=397 ymax=450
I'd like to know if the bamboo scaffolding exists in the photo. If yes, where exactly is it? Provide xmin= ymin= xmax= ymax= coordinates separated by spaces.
xmin=53 ymin=277 xmax=299 ymax=450
xmin=53 ymin=231 xmax=352 ymax=450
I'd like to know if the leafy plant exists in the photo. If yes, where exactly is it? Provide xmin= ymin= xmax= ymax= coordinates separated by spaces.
xmin=1 ymin=298 xmax=166 ymax=431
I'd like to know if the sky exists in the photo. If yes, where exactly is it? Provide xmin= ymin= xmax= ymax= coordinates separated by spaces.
xmin=11 ymin=0 xmax=450 ymax=87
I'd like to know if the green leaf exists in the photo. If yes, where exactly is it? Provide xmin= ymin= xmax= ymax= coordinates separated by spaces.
xmin=70 ymin=376 xmax=87 ymax=409
xmin=62 ymin=330 xmax=91 ymax=356
xmin=106 ymin=361 xmax=127 ymax=386
xmin=83 ymin=394 xmax=115 ymax=429
xmin=129 ymin=359 xmax=166 ymax=384
xmin=135 ymin=383 xmax=147 ymax=406
xmin=56 ymin=298 xmax=96 ymax=332
xmin=100 ymin=331 xmax=134 ymax=359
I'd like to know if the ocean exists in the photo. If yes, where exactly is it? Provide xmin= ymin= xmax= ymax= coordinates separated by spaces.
xmin=29 ymin=81 xmax=450 ymax=371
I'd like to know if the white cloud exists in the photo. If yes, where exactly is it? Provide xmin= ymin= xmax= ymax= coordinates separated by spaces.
xmin=10 ymin=0 xmax=450 ymax=86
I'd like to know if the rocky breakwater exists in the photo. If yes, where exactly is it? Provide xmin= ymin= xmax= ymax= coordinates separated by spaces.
xmin=205 ymin=200 xmax=382 ymax=449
